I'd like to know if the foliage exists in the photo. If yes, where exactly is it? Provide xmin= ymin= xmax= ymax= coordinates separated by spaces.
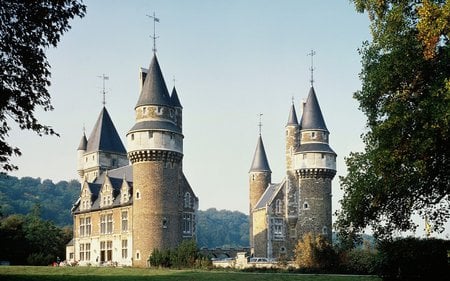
xmin=294 ymin=233 xmax=337 ymax=270
xmin=0 ymin=175 xmax=79 ymax=226
xmin=0 ymin=266 xmax=382 ymax=281
xmin=337 ymin=0 xmax=450 ymax=239
xmin=376 ymin=237 xmax=450 ymax=281
xmin=196 ymin=208 xmax=249 ymax=248
xmin=0 ymin=213 xmax=72 ymax=265
xmin=338 ymin=241 xmax=379 ymax=275
xmin=148 ymin=240 xmax=206 ymax=269
xmin=0 ymin=0 xmax=86 ymax=171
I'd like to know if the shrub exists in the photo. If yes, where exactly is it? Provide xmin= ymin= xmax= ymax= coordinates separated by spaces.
xmin=377 ymin=237 xmax=449 ymax=281
xmin=294 ymin=233 xmax=338 ymax=270
xmin=26 ymin=252 xmax=54 ymax=266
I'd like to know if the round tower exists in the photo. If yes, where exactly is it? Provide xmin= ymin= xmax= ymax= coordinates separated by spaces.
xmin=249 ymin=135 xmax=271 ymax=254
xmin=127 ymin=55 xmax=183 ymax=267
xmin=286 ymin=102 xmax=299 ymax=173
xmin=294 ymin=87 xmax=336 ymax=242
xmin=77 ymin=133 xmax=87 ymax=179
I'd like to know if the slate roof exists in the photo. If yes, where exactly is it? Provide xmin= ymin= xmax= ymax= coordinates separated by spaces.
xmin=128 ymin=120 xmax=182 ymax=134
xmin=300 ymin=87 xmax=328 ymax=132
xmin=254 ymin=179 xmax=286 ymax=210
xmin=296 ymin=142 xmax=336 ymax=155
xmin=135 ymin=54 xmax=172 ymax=108
xmin=86 ymin=107 xmax=126 ymax=154
xmin=170 ymin=86 xmax=182 ymax=108
xmin=286 ymin=103 xmax=299 ymax=126
xmin=77 ymin=133 xmax=87 ymax=150
xmin=249 ymin=135 xmax=271 ymax=173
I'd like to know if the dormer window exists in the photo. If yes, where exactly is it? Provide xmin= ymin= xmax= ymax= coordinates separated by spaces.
xmin=275 ymin=199 xmax=283 ymax=214
xmin=184 ymin=192 xmax=191 ymax=208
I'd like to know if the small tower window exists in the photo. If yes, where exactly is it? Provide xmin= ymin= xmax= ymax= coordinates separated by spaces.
xmin=311 ymin=132 xmax=316 ymax=138
xmin=162 ymin=217 xmax=168 ymax=228
xmin=303 ymin=202 xmax=309 ymax=210
xmin=131 ymin=134 xmax=135 ymax=141
xmin=136 ymin=251 xmax=140 ymax=260
xmin=275 ymin=199 xmax=282 ymax=214
xmin=148 ymin=131 xmax=153 ymax=138
xmin=184 ymin=192 xmax=191 ymax=208
xmin=321 ymin=154 xmax=325 ymax=159
xmin=143 ymin=107 xmax=147 ymax=115
xmin=322 ymin=226 xmax=328 ymax=235
xmin=136 ymin=190 xmax=140 ymax=199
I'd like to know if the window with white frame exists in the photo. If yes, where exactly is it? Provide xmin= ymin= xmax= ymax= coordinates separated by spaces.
xmin=79 ymin=243 xmax=85 ymax=261
xmin=107 ymin=214 xmax=113 ymax=233
xmin=107 ymin=241 xmax=113 ymax=261
xmin=273 ymin=218 xmax=284 ymax=239
xmin=275 ymin=199 xmax=283 ymax=214
xmin=85 ymin=243 xmax=91 ymax=261
xmin=85 ymin=217 xmax=91 ymax=236
xmin=121 ymin=210 xmax=128 ymax=232
xmin=122 ymin=239 xmax=128 ymax=259
xmin=184 ymin=192 xmax=191 ymax=208
xmin=79 ymin=217 xmax=85 ymax=237
xmin=183 ymin=213 xmax=192 ymax=235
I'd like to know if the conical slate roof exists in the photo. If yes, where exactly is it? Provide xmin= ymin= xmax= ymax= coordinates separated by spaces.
xmin=286 ymin=103 xmax=299 ymax=126
xmin=77 ymin=133 xmax=87 ymax=150
xmin=86 ymin=107 xmax=126 ymax=154
xmin=135 ymin=54 xmax=172 ymax=108
xmin=300 ymin=87 xmax=328 ymax=132
xmin=170 ymin=86 xmax=182 ymax=108
xmin=249 ymin=135 xmax=271 ymax=173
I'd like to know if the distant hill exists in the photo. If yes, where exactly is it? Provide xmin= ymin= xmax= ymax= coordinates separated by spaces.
xmin=0 ymin=175 xmax=79 ymax=226
xmin=0 ymin=176 xmax=251 ymax=248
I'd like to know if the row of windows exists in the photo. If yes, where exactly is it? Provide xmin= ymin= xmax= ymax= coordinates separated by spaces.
xmin=141 ymin=106 xmax=176 ymax=117
xmin=79 ymin=211 xmax=129 ymax=237
xmin=79 ymin=243 xmax=90 ymax=261
xmin=130 ymin=131 xmax=176 ymax=141
xmin=272 ymin=219 xmax=328 ymax=239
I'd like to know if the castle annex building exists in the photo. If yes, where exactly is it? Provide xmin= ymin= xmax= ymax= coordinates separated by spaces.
xmin=249 ymin=86 xmax=336 ymax=259
xmin=66 ymin=53 xmax=198 ymax=267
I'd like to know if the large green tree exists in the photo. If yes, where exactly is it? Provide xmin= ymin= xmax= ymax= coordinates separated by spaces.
xmin=336 ymin=0 xmax=450 ymax=239
xmin=0 ymin=0 xmax=86 ymax=171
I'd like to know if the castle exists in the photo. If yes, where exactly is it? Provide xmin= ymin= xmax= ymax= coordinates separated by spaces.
xmin=249 ymin=86 xmax=336 ymax=259
xmin=66 ymin=53 xmax=198 ymax=267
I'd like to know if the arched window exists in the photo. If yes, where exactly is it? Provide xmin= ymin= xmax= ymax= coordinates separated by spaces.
xmin=184 ymin=192 xmax=191 ymax=208
xmin=275 ymin=199 xmax=282 ymax=214
xmin=303 ymin=202 xmax=309 ymax=210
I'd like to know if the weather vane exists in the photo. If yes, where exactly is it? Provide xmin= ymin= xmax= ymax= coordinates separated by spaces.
xmin=258 ymin=113 xmax=263 ymax=135
xmin=147 ymin=12 xmax=160 ymax=54
xmin=307 ymin=50 xmax=316 ymax=86
xmin=97 ymin=74 xmax=109 ymax=106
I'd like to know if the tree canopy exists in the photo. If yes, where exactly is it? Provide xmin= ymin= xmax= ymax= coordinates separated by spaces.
xmin=336 ymin=0 xmax=450 ymax=239
xmin=0 ymin=0 xmax=86 ymax=171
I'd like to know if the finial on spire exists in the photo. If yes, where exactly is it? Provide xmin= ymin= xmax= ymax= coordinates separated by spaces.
xmin=97 ymin=74 xmax=109 ymax=106
xmin=307 ymin=49 xmax=316 ymax=86
xmin=258 ymin=113 xmax=263 ymax=135
xmin=147 ymin=12 xmax=160 ymax=54
xmin=173 ymin=75 xmax=176 ymax=87
xmin=82 ymin=123 xmax=86 ymax=135
xmin=291 ymin=95 xmax=295 ymax=104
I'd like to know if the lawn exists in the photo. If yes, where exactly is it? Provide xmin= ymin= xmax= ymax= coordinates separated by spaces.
xmin=0 ymin=266 xmax=381 ymax=281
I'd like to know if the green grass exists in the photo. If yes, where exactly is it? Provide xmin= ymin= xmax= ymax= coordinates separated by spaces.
xmin=0 ymin=266 xmax=381 ymax=281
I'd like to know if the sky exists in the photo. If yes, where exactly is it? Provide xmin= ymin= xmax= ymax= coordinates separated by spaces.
xmin=8 ymin=0 xmax=448 ymax=238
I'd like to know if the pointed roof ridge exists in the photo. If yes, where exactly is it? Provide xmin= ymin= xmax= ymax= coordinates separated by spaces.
xmin=77 ymin=133 xmax=87 ymax=150
xmin=286 ymin=103 xmax=299 ymax=126
xmin=135 ymin=54 xmax=172 ymax=108
xmin=170 ymin=86 xmax=182 ymax=108
xmin=86 ymin=107 xmax=126 ymax=154
xmin=249 ymin=135 xmax=271 ymax=173
xmin=300 ymin=86 xmax=328 ymax=132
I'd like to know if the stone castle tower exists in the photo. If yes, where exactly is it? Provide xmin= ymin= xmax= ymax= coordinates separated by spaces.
xmin=249 ymin=86 xmax=336 ymax=259
xmin=70 ymin=51 xmax=197 ymax=268
xmin=127 ymin=54 xmax=185 ymax=267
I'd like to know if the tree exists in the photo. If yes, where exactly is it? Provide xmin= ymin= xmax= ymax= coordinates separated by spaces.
xmin=0 ymin=0 xmax=86 ymax=171
xmin=294 ymin=233 xmax=336 ymax=269
xmin=336 ymin=0 xmax=450 ymax=239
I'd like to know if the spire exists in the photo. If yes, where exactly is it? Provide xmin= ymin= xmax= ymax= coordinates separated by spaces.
xmin=77 ymin=132 xmax=88 ymax=151
xmin=86 ymin=107 xmax=126 ymax=154
xmin=300 ymin=87 xmax=328 ymax=132
xmin=249 ymin=135 xmax=271 ymax=173
xmin=286 ymin=102 xmax=299 ymax=126
xmin=135 ymin=54 xmax=172 ymax=108
xmin=170 ymin=86 xmax=182 ymax=108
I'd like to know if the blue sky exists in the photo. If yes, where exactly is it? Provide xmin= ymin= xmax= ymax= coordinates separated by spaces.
xmin=8 ymin=0 xmax=447 ymax=237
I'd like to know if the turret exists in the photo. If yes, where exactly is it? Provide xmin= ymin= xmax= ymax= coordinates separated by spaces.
xmin=77 ymin=132 xmax=87 ymax=178
xmin=286 ymin=102 xmax=299 ymax=172
xmin=249 ymin=134 xmax=271 ymax=254
xmin=294 ymin=87 xmax=336 ymax=241
xmin=127 ymin=54 xmax=183 ymax=267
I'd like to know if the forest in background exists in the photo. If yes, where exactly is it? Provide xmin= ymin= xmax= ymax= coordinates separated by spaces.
xmin=0 ymin=175 xmax=249 ymax=248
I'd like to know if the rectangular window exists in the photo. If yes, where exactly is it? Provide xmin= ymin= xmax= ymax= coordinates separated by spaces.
xmin=86 ymin=217 xmax=91 ymax=236
xmin=79 ymin=217 xmax=85 ymax=237
xmin=122 ymin=211 xmax=128 ymax=232
xmin=100 ymin=215 xmax=106 ymax=234
xmin=79 ymin=243 xmax=85 ymax=261
xmin=107 ymin=241 xmax=113 ymax=261
xmin=107 ymin=214 xmax=113 ymax=233
xmin=100 ymin=241 xmax=106 ymax=262
xmin=85 ymin=243 xmax=91 ymax=261
xmin=183 ymin=213 xmax=192 ymax=234
xmin=122 ymin=239 xmax=128 ymax=259
xmin=273 ymin=218 xmax=284 ymax=239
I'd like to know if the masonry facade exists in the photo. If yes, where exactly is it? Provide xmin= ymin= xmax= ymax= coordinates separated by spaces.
xmin=67 ymin=53 xmax=198 ymax=267
xmin=249 ymin=86 xmax=336 ymax=260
